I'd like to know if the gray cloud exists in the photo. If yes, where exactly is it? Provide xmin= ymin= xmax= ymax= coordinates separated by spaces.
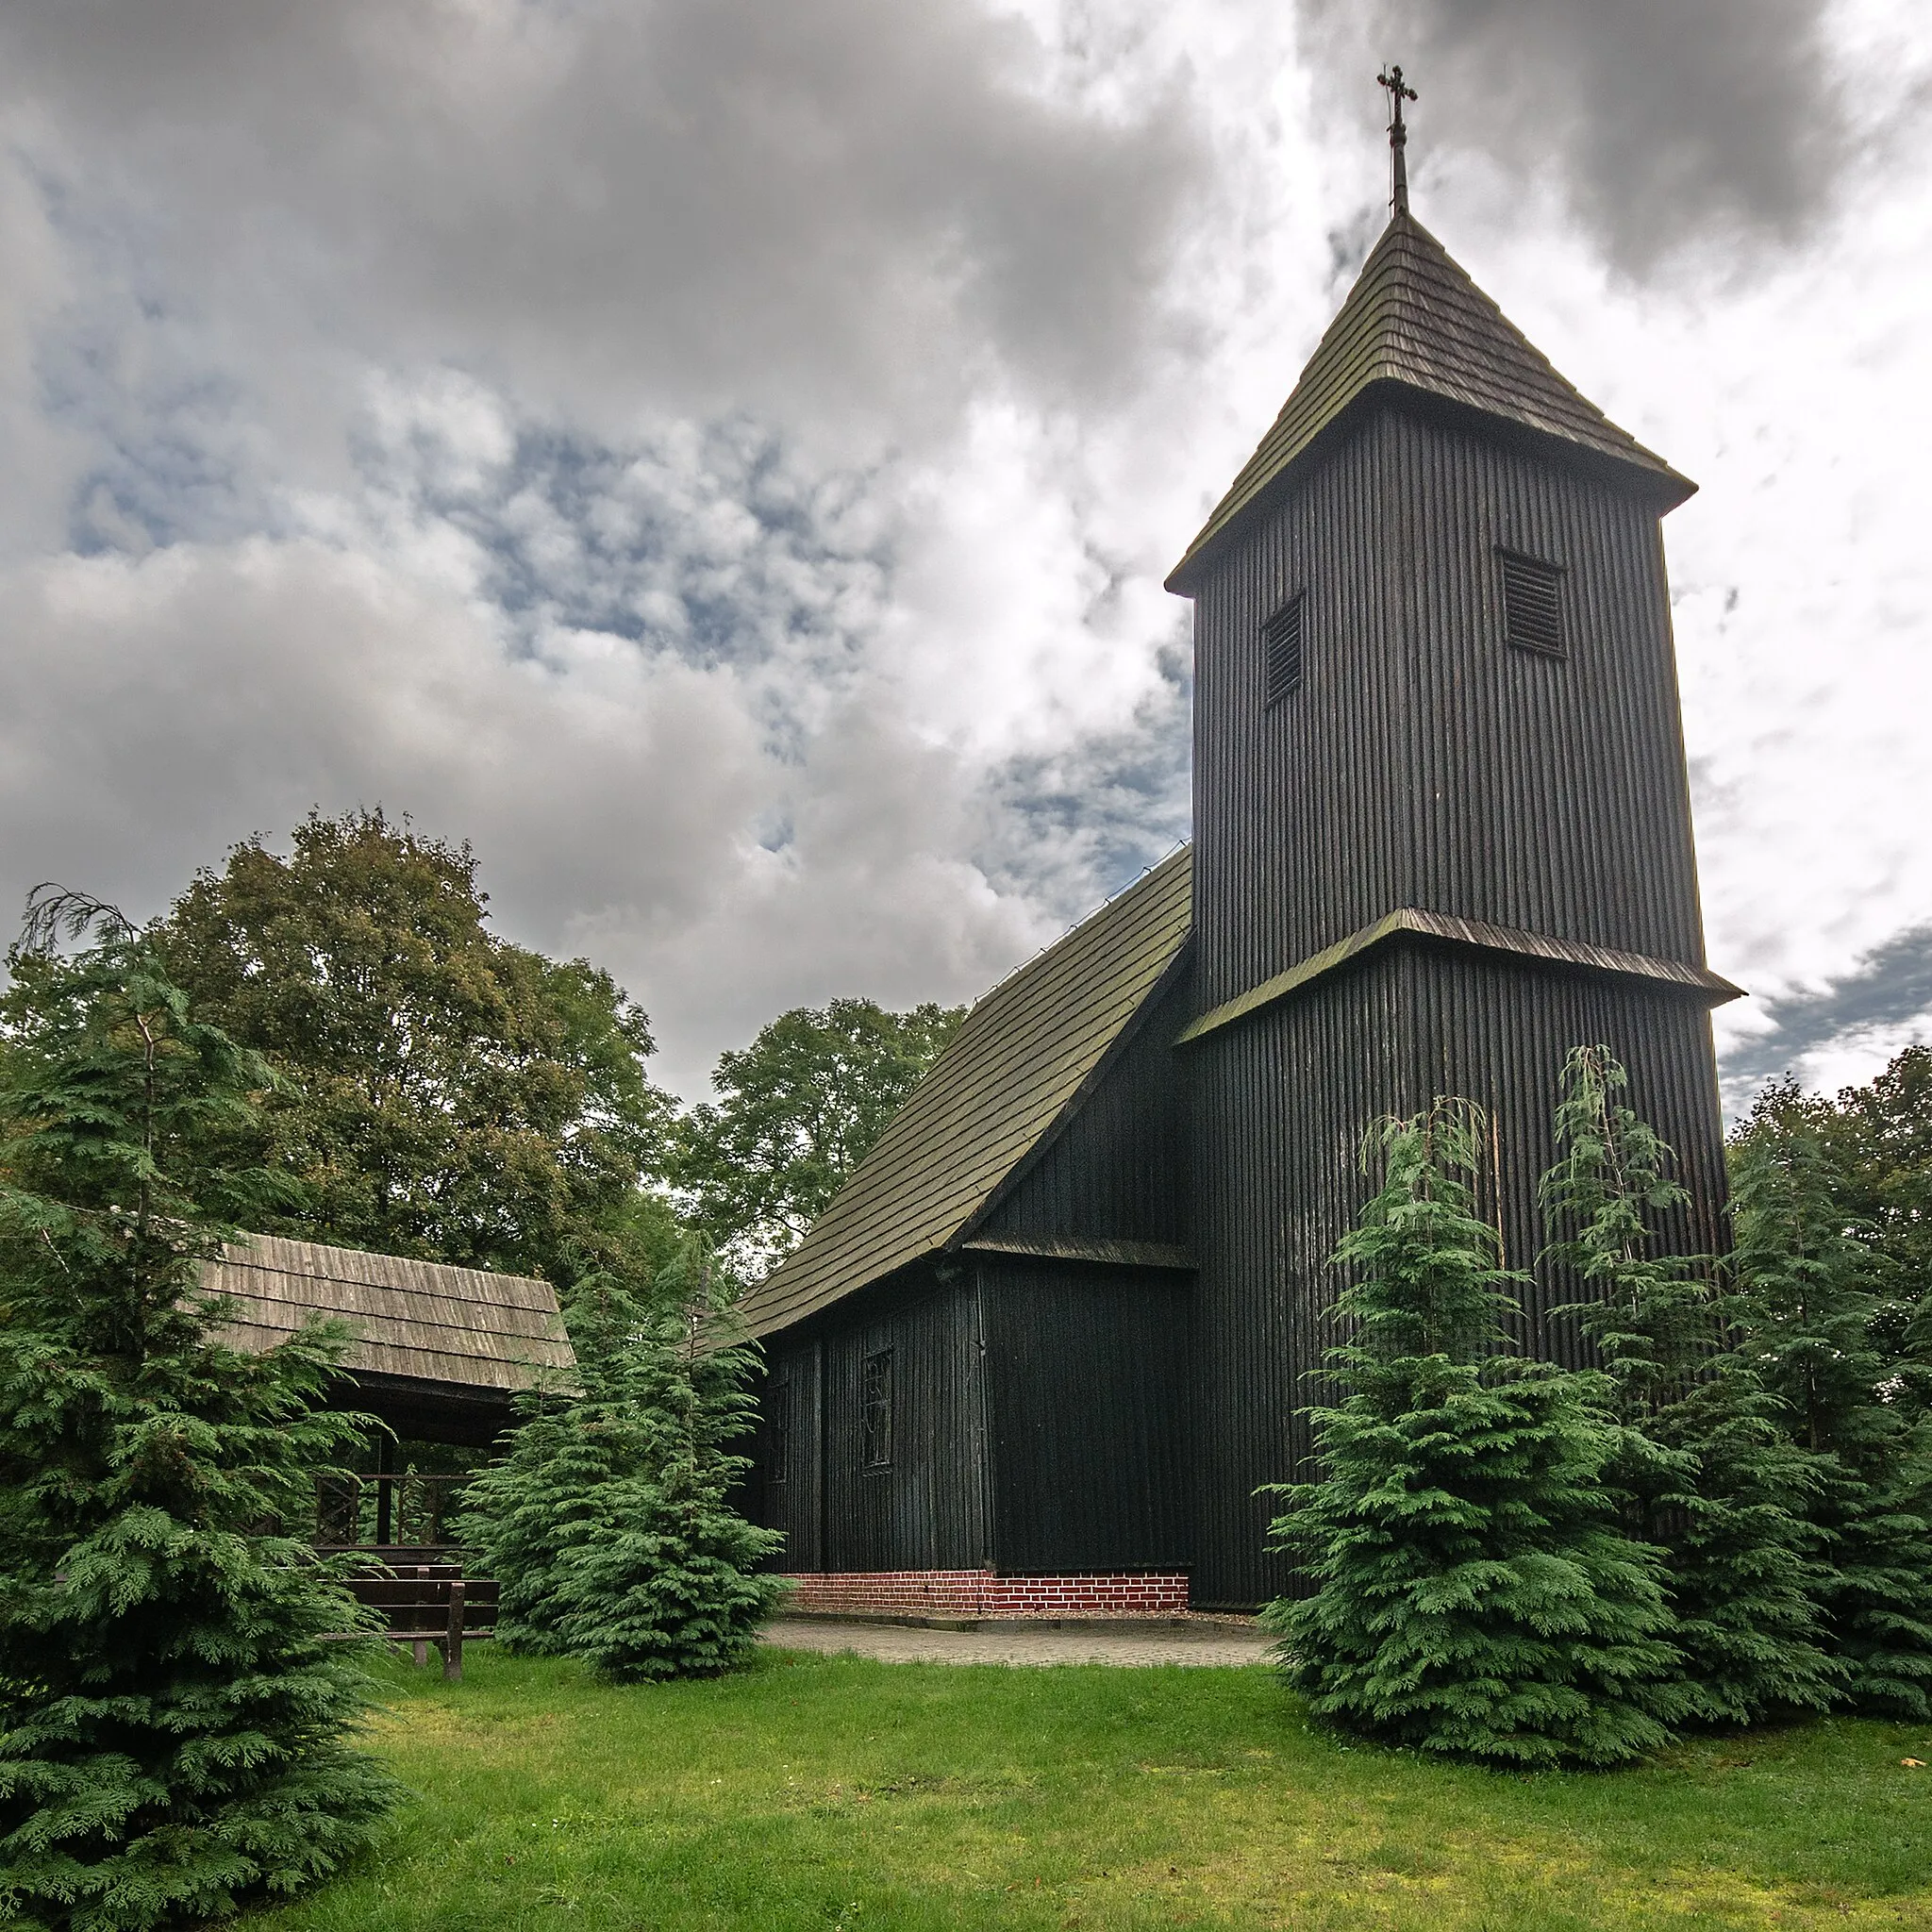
xmin=3 ymin=0 xmax=1208 ymax=448
xmin=1 ymin=0 xmax=1924 ymax=1118
xmin=1302 ymin=0 xmax=1850 ymax=270
xmin=0 ymin=531 xmax=1056 ymax=1099
xmin=1719 ymin=922 xmax=1932 ymax=1113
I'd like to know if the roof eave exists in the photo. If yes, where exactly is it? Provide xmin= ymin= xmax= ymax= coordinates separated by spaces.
xmin=1163 ymin=380 xmax=1697 ymax=599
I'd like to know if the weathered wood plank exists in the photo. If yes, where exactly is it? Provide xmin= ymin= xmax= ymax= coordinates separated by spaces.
xmin=205 ymin=1234 xmax=575 ymax=1395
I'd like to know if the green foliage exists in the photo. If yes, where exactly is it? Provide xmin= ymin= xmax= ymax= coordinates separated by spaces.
xmin=0 ymin=891 xmax=397 ymax=1930
xmin=1814 ymin=1045 xmax=1932 ymax=1409
xmin=1729 ymin=1080 xmax=1932 ymax=1720
xmin=456 ymin=1266 xmax=661 ymax=1658
xmin=1541 ymin=1046 xmax=1840 ymax=1727
xmin=463 ymin=1241 xmax=784 ymax=1683
xmin=1541 ymin=1045 xmax=1707 ymax=1418
xmin=1264 ymin=1100 xmax=1681 ymax=1769
xmin=242 ymin=1650 xmax=1932 ymax=1932
xmin=157 ymin=809 xmax=676 ymax=1282
xmin=675 ymin=998 xmax=964 ymax=1280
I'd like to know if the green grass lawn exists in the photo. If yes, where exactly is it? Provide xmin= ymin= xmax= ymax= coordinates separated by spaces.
xmin=246 ymin=1643 xmax=1932 ymax=1932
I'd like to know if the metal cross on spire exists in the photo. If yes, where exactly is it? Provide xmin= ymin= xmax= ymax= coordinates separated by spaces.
xmin=1377 ymin=64 xmax=1418 ymax=216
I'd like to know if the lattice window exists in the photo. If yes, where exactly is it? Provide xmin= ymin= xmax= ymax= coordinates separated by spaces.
xmin=1261 ymin=593 xmax=1306 ymax=705
xmin=860 ymin=1349 xmax=893 ymax=1469
xmin=1497 ymin=547 xmax=1566 ymax=657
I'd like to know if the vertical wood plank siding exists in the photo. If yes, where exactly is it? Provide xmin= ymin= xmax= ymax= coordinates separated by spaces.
xmin=750 ymin=1252 xmax=1194 ymax=1575
xmin=980 ymin=1257 xmax=1192 ymax=1573
xmin=1187 ymin=943 xmax=1726 ymax=1607
xmin=755 ymin=1269 xmax=990 ymax=1574
xmin=1191 ymin=401 xmax=1707 ymax=1018
xmin=1185 ymin=396 xmax=1726 ymax=1608
xmin=978 ymin=968 xmax=1194 ymax=1249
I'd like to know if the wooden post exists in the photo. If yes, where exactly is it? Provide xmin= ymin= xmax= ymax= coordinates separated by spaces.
xmin=374 ymin=1434 xmax=394 ymax=1549
xmin=443 ymin=1580 xmax=465 ymax=1684
xmin=402 ymin=1566 xmax=429 ymax=1665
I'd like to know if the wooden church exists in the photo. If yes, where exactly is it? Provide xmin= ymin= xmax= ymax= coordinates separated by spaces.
xmin=737 ymin=100 xmax=1741 ymax=1614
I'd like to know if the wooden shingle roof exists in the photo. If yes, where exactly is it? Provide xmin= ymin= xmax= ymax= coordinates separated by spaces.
xmin=1166 ymin=210 xmax=1694 ymax=592
xmin=738 ymin=846 xmax=1194 ymax=1340
xmin=206 ymin=1234 xmax=575 ymax=1394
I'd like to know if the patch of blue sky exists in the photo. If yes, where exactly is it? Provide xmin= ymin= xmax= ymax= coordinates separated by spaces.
xmin=48 ymin=330 xmax=274 ymax=555
xmin=1720 ymin=921 xmax=1932 ymax=1114
xmin=365 ymin=409 xmax=894 ymax=685
xmin=979 ymin=646 xmax=1191 ymax=915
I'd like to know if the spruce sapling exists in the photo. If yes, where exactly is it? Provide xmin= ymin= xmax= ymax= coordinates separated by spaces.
xmin=548 ymin=1241 xmax=785 ymax=1680
xmin=0 ymin=891 xmax=397 ymax=1932
xmin=460 ymin=1265 xmax=659 ymax=1655
xmin=463 ymin=1240 xmax=784 ymax=1681
xmin=1728 ymin=1084 xmax=1932 ymax=1719
xmin=1541 ymin=1045 xmax=1839 ymax=1726
xmin=1263 ymin=1099 xmax=1681 ymax=1769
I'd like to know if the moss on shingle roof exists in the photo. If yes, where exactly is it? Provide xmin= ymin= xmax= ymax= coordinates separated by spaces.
xmin=1167 ymin=210 xmax=1694 ymax=592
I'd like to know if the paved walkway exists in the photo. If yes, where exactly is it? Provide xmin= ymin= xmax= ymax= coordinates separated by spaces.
xmin=762 ymin=1616 xmax=1272 ymax=1668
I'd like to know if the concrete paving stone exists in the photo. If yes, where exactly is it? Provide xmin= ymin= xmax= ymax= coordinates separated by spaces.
xmin=760 ymin=1615 xmax=1274 ymax=1668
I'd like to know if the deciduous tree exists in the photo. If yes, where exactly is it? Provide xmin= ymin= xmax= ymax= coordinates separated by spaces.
xmin=1819 ymin=1045 xmax=1932 ymax=1409
xmin=676 ymin=998 xmax=963 ymax=1279
xmin=158 ymin=809 xmax=675 ymax=1282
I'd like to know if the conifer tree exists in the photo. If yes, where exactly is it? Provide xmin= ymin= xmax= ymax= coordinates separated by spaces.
xmin=458 ymin=1264 xmax=657 ymax=1657
xmin=1264 ymin=1100 xmax=1681 ymax=1769
xmin=1540 ymin=1046 xmax=1839 ymax=1726
xmin=463 ymin=1240 xmax=784 ymax=1681
xmin=0 ymin=891 xmax=397 ymax=1931
xmin=1728 ymin=1082 xmax=1932 ymax=1719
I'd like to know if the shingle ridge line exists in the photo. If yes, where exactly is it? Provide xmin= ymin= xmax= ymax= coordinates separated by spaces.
xmin=825 ymin=901 xmax=1183 ymax=1153
xmin=961 ymin=845 xmax=1188 ymax=1008
xmin=228 ymin=1233 xmax=549 ymax=1292
xmin=208 ymin=1271 xmax=560 ymax=1327
xmin=760 ymin=931 xmax=1182 ymax=1255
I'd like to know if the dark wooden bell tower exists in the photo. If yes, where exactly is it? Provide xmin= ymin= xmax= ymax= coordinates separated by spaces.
xmin=1166 ymin=141 xmax=1740 ymax=1606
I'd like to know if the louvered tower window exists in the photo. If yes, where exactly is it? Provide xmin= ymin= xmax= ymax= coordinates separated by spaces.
xmin=860 ymin=1349 xmax=893 ymax=1469
xmin=1261 ymin=593 xmax=1306 ymax=706
xmin=1497 ymin=547 xmax=1567 ymax=657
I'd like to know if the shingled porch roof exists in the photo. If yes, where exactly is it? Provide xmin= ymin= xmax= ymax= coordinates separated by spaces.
xmin=207 ymin=1233 xmax=575 ymax=1398
xmin=738 ymin=845 xmax=1194 ymax=1341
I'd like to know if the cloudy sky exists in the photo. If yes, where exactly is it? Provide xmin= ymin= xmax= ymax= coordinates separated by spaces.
xmin=0 ymin=0 xmax=1926 ymax=1109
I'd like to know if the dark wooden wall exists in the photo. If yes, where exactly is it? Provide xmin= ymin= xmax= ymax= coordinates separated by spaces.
xmin=1185 ymin=938 xmax=1727 ymax=1609
xmin=977 ymin=966 xmax=1193 ymax=1249
xmin=756 ymin=1267 xmax=990 ymax=1574
xmin=979 ymin=1257 xmax=1191 ymax=1573
xmin=1183 ymin=395 xmax=1727 ymax=1609
xmin=749 ymin=1249 xmax=1194 ymax=1576
xmin=1190 ymin=398 xmax=1708 ymax=1018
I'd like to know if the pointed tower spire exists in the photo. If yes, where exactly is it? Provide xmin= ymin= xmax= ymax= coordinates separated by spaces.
xmin=1378 ymin=64 xmax=1418 ymax=216
xmin=1165 ymin=198 xmax=1694 ymax=592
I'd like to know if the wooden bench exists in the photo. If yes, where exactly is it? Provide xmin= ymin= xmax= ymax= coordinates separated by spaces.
xmin=347 ymin=1568 xmax=500 ymax=1682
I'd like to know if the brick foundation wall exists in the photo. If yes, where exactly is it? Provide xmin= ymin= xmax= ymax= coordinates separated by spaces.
xmin=775 ymin=1570 xmax=1191 ymax=1620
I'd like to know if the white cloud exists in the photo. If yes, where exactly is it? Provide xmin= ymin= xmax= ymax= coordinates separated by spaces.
xmin=0 ymin=0 xmax=1925 ymax=1109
